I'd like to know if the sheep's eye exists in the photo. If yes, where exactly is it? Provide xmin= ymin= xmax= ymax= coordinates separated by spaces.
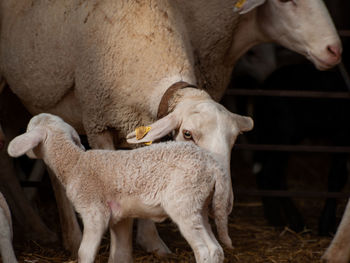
xmin=278 ymin=0 xmax=292 ymax=2
xmin=182 ymin=130 xmax=193 ymax=140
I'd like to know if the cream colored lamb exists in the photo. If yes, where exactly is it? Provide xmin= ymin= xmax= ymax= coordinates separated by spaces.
xmin=0 ymin=192 xmax=17 ymax=263
xmin=8 ymin=113 xmax=233 ymax=263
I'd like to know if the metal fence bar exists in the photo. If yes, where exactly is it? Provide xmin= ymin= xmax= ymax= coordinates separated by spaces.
xmin=339 ymin=30 xmax=350 ymax=37
xmin=225 ymin=89 xmax=350 ymax=99
xmin=230 ymin=30 xmax=350 ymax=200
xmin=235 ymin=144 xmax=350 ymax=153
xmin=338 ymin=62 xmax=350 ymax=91
xmin=235 ymin=189 xmax=350 ymax=199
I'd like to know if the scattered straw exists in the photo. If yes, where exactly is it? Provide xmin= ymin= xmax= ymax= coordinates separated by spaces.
xmin=12 ymin=202 xmax=335 ymax=263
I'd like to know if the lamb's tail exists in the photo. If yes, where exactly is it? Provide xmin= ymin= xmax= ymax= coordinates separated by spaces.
xmin=212 ymin=168 xmax=234 ymax=249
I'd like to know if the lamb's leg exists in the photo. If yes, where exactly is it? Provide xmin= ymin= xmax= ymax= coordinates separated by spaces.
xmin=136 ymin=219 xmax=171 ymax=256
xmin=180 ymin=218 xmax=223 ymax=263
xmin=0 ymin=207 xmax=17 ymax=263
xmin=48 ymin=168 xmax=82 ymax=255
xmin=322 ymin=198 xmax=350 ymax=263
xmin=86 ymin=131 xmax=135 ymax=262
xmin=108 ymin=218 xmax=133 ymax=263
xmin=78 ymin=214 xmax=107 ymax=263
xmin=202 ymin=206 xmax=222 ymax=249
xmin=0 ymin=152 xmax=56 ymax=243
xmin=88 ymin=130 xmax=171 ymax=258
xmin=50 ymin=129 xmax=116 ymax=255
xmin=168 ymin=209 xmax=224 ymax=263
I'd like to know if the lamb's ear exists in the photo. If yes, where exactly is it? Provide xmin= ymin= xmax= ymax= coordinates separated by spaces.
xmin=126 ymin=112 xmax=180 ymax=144
xmin=7 ymin=128 xmax=46 ymax=158
xmin=233 ymin=114 xmax=254 ymax=133
xmin=234 ymin=0 xmax=266 ymax=14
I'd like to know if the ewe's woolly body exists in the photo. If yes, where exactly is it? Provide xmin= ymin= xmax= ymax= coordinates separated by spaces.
xmin=0 ymin=0 xmax=195 ymax=140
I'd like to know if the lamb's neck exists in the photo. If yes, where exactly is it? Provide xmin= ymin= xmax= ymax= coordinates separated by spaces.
xmin=42 ymin=137 xmax=82 ymax=187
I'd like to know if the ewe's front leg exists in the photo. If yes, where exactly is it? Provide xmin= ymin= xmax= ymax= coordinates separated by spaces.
xmin=322 ymin=199 xmax=350 ymax=263
xmin=48 ymin=168 xmax=82 ymax=255
xmin=109 ymin=218 xmax=133 ymax=263
xmin=136 ymin=219 xmax=171 ymax=256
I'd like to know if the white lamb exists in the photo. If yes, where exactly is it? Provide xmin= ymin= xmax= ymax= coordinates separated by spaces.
xmin=0 ymin=191 xmax=17 ymax=263
xmin=7 ymin=113 xmax=234 ymax=263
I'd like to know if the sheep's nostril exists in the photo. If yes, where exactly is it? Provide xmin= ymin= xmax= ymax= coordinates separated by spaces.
xmin=0 ymin=140 xmax=4 ymax=150
xmin=327 ymin=45 xmax=342 ymax=59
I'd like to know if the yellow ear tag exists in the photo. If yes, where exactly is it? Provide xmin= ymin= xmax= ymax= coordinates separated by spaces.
xmin=235 ymin=0 xmax=247 ymax=9
xmin=135 ymin=126 xmax=152 ymax=146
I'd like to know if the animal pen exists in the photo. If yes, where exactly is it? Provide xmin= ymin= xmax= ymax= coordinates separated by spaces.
xmin=9 ymin=41 xmax=350 ymax=263
xmin=3 ymin=5 xmax=350 ymax=263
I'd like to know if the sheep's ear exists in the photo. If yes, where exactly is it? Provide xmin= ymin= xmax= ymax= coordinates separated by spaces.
xmin=126 ymin=112 xmax=180 ymax=144
xmin=232 ymin=114 xmax=254 ymax=133
xmin=7 ymin=128 xmax=46 ymax=158
xmin=234 ymin=0 xmax=266 ymax=14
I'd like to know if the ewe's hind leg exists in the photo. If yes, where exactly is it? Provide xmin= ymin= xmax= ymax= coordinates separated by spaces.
xmin=168 ymin=210 xmax=224 ymax=263
xmin=0 ymin=90 xmax=56 ymax=244
xmin=108 ymin=218 xmax=133 ymax=263
xmin=322 ymin=199 xmax=350 ymax=263
xmin=48 ymin=169 xmax=82 ymax=255
xmin=78 ymin=214 xmax=108 ymax=263
xmin=0 ymin=150 xmax=56 ymax=243
xmin=136 ymin=219 xmax=171 ymax=256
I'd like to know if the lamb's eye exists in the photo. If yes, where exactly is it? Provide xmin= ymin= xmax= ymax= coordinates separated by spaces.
xmin=183 ymin=130 xmax=193 ymax=140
